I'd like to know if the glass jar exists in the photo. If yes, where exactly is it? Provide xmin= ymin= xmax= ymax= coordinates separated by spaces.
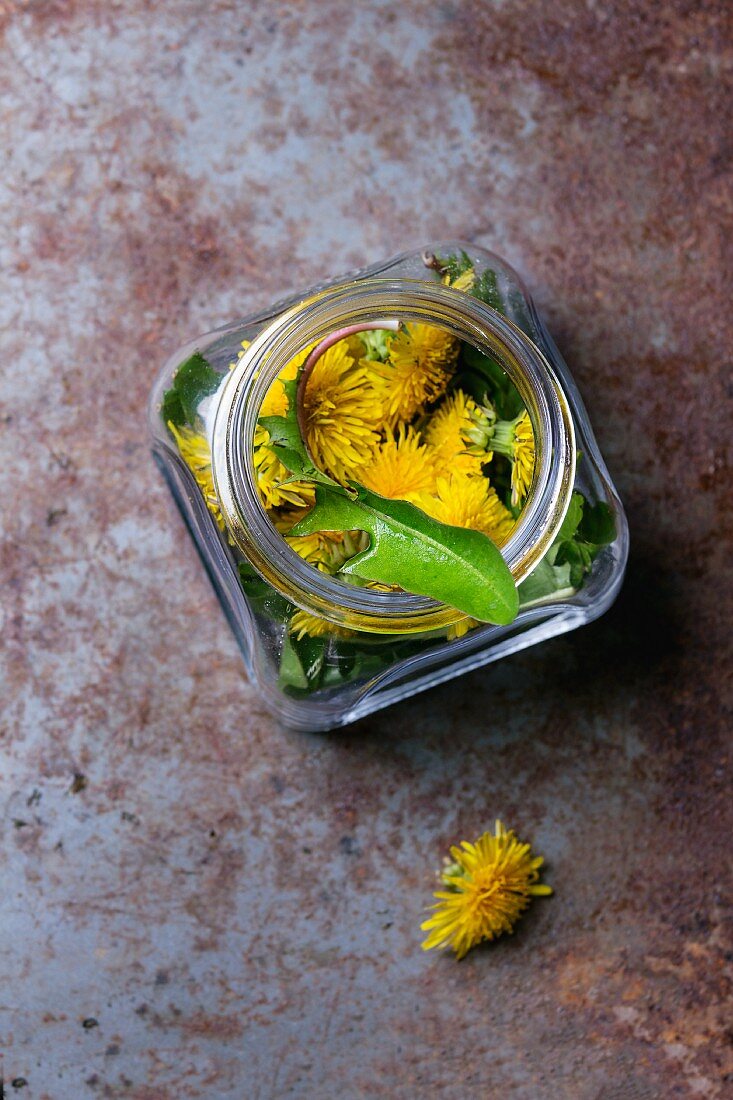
xmin=149 ymin=244 xmax=628 ymax=731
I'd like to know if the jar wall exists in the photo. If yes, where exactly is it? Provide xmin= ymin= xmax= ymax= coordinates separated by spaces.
xmin=149 ymin=244 xmax=628 ymax=732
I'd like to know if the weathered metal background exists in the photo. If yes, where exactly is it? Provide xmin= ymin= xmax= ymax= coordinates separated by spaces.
xmin=1 ymin=1 xmax=731 ymax=1097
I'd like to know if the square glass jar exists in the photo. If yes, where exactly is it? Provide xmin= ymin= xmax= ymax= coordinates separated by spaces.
xmin=149 ymin=244 xmax=628 ymax=731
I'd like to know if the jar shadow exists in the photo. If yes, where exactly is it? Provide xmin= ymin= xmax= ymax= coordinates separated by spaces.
xmin=332 ymin=545 xmax=684 ymax=760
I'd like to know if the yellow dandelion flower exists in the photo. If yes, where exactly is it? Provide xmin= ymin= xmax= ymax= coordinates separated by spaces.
xmin=230 ymin=337 xmax=314 ymax=419
xmin=286 ymin=529 xmax=369 ymax=573
xmin=268 ymin=504 xmax=313 ymax=534
xmin=376 ymin=322 xmax=459 ymax=425
xmin=280 ymin=346 xmax=309 ymax=383
xmin=492 ymin=410 xmax=536 ymax=507
xmin=253 ymin=424 xmax=315 ymax=511
xmin=424 ymin=390 xmax=489 ymax=476
xmin=415 ymin=474 xmax=515 ymax=546
xmin=446 ymin=616 xmax=478 ymax=641
xmin=289 ymin=610 xmax=354 ymax=641
xmin=259 ymin=343 xmax=315 ymax=419
xmin=301 ymin=341 xmax=383 ymax=484
xmin=421 ymin=820 xmax=552 ymax=959
xmin=338 ymin=576 xmax=403 ymax=593
xmin=358 ymin=427 xmax=438 ymax=503
xmin=168 ymin=422 xmax=224 ymax=532
xmin=511 ymin=410 xmax=535 ymax=506
xmin=445 ymin=267 xmax=476 ymax=293
xmin=259 ymin=379 xmax=289 ymax=419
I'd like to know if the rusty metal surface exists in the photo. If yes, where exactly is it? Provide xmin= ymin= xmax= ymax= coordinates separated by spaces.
xmin=1 ymin=1 xmax=731 ymax=1096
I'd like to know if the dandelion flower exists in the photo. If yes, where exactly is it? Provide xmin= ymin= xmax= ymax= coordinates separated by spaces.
xmin=446 ymin=616 xmax=478 ymax=641
xmin=259 ymin=379 xmax=289 ymax=419
xmin=415 ymin=474 xmax=515 ymax=546
xmin=424 ymin=390 xmax=489 ymax=476
xmin=301 ymin=341 xmax=384 ymax=484
xmin=259 ymin=343 xmax=314 ymax=419
xmin=289 ymin=610 xmax=354 ymax=641
xmin=376 ymin=323 xmax=459 ymax=424
xmin=253 ymin=425 xmax=315 ymax=511
xmin=268 ymin=504 xmax=313 ymax=534
xmin=421 ymin=820 xmax=552 ymax=959
xmin=492 ymin=410 xmax=535 ymax=507
xmin=286 ymin=530 xmax=369 ymax=573
xmin=168 ymin=422 xmax=224 ymax=532
xmin=511 ymin=410 xmax=535 ymax=506
xmin=445 ymin=267 xmax=476 ymax=293
xmin=463 ymin=400 xmax=497 ymax=456
xmin=358 ymin=427 xmax=438 ymax=503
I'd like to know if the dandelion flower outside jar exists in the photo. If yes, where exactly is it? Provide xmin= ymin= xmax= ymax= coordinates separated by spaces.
xmin=149 ymin=244 xmax=628 ymax=731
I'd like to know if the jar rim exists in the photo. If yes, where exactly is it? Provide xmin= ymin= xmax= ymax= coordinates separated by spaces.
xmin=211 ymin=277 xmax=576 ymax=634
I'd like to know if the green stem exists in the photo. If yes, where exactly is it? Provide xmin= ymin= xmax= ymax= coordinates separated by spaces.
xmin=488 ymin=414 xmax=521 ymax=459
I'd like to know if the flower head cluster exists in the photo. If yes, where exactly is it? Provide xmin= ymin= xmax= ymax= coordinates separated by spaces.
xmin=170 ymin=259 xmax=535 ymax=643
xmin=244 ymin=271 xmax=535 ymax=638
xmin=421 ymin=821 xmax=552 ymax=959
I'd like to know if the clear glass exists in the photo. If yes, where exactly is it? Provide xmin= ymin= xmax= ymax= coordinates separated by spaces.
xmin=149 ymin=243 xmax=629 ymax=731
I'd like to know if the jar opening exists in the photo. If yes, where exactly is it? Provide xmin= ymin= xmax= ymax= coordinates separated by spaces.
xmin=211 ymin=279 xmax=576 ymax=634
